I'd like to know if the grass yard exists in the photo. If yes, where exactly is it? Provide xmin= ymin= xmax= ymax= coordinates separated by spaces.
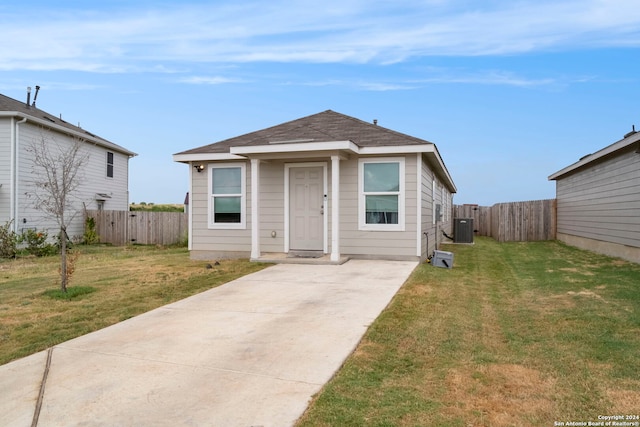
xmin=0 ymin=245 xmax=267 ymax=365
xmin=297 ymin=237 xmax=640 ymax=426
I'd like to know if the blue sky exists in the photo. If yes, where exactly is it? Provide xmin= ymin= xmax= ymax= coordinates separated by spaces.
xmin=2 ymin=0 xmax=639 ymax=205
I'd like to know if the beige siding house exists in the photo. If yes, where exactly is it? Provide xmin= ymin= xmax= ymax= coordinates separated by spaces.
xmin=174 ymin=110 xmax=456 ymax=263
xmin=549 ymin=128 xmax=640 ymax=263
xmin=0 ymin=92 xmax=136 ymax=240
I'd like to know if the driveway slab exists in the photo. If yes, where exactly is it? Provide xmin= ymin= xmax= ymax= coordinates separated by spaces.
xmin=0 ymin=259 xmax=417 ymax=427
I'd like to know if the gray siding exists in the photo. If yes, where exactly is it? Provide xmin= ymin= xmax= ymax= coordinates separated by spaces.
xmin=5 ymin=121 xmax=130 ymax=239
xmin=556 ymin=147 xmax=640 ymax=248
xmin=0 ymin=118 xmax=11 ymax=222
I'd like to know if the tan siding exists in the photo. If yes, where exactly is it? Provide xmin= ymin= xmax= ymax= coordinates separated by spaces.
xmin=190 ymin=160 xmax=251 ymax=252
xmin=419 ymin=155 xmax=454 ymax=259
xmin=191 ymin=154 xmax=448 ymax=261
xmin=340 ymin=155 xmax=417 ymax=258
xmin=556 ymin=148 xmax=640 ymax=248
xmin=421 ymin=157 xmax=436 ymax=258
xmin=259 ymin=162 xmax=285 ymax=252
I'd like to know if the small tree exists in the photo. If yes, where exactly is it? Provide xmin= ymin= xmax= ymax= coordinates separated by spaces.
xmin=26 ymin=133 xmax=89 ymax=292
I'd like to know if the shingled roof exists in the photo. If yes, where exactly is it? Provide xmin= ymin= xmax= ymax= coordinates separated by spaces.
xmin=0 ymin=92 xmax=136 ymax=156
xmin=175 ymin=110 xmax=434 ymax=155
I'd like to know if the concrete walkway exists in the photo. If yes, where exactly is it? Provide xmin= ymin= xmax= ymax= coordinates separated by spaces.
xmin=0 ymin=259 xmax=417 ymax=427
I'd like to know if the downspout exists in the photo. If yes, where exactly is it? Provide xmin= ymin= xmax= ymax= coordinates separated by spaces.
xmin=188 ymin=162 xmax=194 ymax=251
xmin=12 ymin=116 xmax=27 ymax=234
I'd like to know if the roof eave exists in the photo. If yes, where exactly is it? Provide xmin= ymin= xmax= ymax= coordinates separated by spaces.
xmin=549 ymin=131 xmax=640 ymax=180
xmin=0 ymin=111 xmax=137 ymax=157
xmin=230 ymin=140 xmax=359 ymax=155
xmin=173 ymin=153 xmax=246 ymax=163
xmin=172 ymin=140 xmax=457 ymax=193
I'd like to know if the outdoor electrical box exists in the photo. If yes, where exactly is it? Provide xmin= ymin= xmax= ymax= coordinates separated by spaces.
xmin=432 ymin=250 xmax=454 ymax=269
xmin=454 ymin=218 xmax=474 ymax=244
xmin=435 ymin=204 xmax=442 ymax=222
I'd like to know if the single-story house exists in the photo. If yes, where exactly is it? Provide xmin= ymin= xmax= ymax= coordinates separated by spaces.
xmin=549 ymin=127 xmax=640 ymax=263
xmin=173 ymin=110 xmax=457 ymax=263
xmin=0 ymin=90 xmax=136 ymax=240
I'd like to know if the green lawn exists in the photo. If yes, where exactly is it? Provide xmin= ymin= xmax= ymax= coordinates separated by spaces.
xmin=2 ymin=239 xmax=639 ymax=425
xmin=297 ymin=237 xmax=640 ymax=426
xmin=0 ymin=245 xmax=267 ymax=365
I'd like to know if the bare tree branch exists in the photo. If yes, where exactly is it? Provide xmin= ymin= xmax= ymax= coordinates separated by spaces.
xmin=25 ymin=131 xmax=90 ymax=292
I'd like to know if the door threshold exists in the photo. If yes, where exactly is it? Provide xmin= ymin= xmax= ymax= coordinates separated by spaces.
xmin=288 ymin=250 xmax=324 ymax=259
xmin=252 ymin=252 xmax=350 ymax=265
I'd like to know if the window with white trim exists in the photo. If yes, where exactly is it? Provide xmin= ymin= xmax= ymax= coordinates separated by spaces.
xmin=432 ymin=179 xmax=436 ymax=224
xmin=106 ymin=152 xmax=114 ymax=178
xmin=442 ymin=186 xmax=446 ymax=222
xmin=208 ymin=163 xmax=246 ymax=229
xmin=359 ymin=158 xmax=405 ymax=231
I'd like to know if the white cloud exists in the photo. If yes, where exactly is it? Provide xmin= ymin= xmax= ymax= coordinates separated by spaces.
xmin=178 ymin=76 xmax=245 ymax=85
xmin=1 ymin=0 xmax=639 ymax=71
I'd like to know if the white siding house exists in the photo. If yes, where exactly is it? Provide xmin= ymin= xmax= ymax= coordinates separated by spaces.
xmin=0 ymin=92 xmax=136 ymax=240
xmin=549 ymin=128 xmax=640 ymax=263
xmin=174 ymin=110 xmax=456 ymax=263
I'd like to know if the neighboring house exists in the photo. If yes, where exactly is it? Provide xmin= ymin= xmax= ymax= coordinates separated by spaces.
xmin=173 ymin=110 xmax=456 ymax=263
xmin=549 ymin=128 xmax=640 ymax=263
xmin=0 ymin=91 xmax=136 ymax=240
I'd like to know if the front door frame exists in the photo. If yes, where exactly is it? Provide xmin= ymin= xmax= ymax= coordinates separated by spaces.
xmin=284 ymin=162 xmax=328 ymax=254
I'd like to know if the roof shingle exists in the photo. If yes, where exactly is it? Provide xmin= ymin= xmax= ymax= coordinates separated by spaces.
xmin=0 ymin=92 xmax=135 ymax=156
xmin=175 ymin=110 xmax=434 ymax=155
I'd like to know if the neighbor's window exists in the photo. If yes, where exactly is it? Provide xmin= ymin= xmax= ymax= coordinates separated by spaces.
xmin=208 ymin=163 xmax=246 ymax=229
xmin=359 ymin=158 xmax=405 ymax=231
xmin=106 ymin=152 xmax=114 ymax=178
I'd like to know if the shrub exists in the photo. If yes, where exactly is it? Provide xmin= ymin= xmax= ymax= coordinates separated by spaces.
xmin=0 ymin=221 xmax=18 ymax=258
xmin=19 ymin=229 xmax=57 ymax=257
xmin=60 ymin=249 xmax=81 ymax=288
xmin=83 ymin=217 xmax=100 ymax=245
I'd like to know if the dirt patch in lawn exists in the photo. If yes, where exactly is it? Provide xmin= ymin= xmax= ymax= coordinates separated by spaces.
xmin=565 ymin=289 xmax=608 ymax=303
xmin=606 ymin=388 xmax=640 ymax=414
xmin=535 ymin=287 xmax=610 ymax=314
xmin=444 ymin=363 xmax=556 ymax=426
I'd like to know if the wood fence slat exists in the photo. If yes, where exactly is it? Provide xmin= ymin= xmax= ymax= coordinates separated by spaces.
xmin=85 ymin=210 xmax=187 ymax=246
xmin=454 ymin=199 xmax=556 ymax=242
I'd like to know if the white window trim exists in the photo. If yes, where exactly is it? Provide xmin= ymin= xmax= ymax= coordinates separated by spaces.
xmin=207 ymin=163 xmax=246 ymax=230
xmin=441 ymin=185 xmax=446 ymax=222
xmin=106 ymin=151 xmax=114 ymax=179
xmin=432 ymin=179 xmax=436 ymax=225
xmin=358 ymin=157 xmax=405 ymax=231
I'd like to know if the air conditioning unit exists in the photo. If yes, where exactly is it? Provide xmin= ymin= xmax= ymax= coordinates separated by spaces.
xmin=454 ymin=218 xmax=474 ymax=243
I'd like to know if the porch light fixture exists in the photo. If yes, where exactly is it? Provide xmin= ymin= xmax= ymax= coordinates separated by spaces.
xmin=194 ymin=164 xmax=205 ymax=173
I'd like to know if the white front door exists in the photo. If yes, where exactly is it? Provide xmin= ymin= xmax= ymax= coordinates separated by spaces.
xmin=289 ymin=166 xmax=324 ymax=251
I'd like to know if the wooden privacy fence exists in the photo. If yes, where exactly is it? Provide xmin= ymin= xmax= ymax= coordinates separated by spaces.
xmin=86 ymin=210 xmax=188 ymax=246
xmin=454 ymin=199 xmax=556 ymax=242
xmin=453 ymin=204 xmax=492 ymax=237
